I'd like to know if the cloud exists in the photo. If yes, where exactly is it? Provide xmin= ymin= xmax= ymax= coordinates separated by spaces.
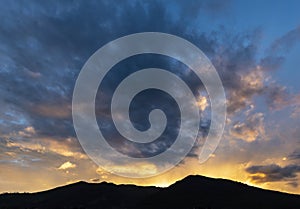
xmin=263 ymin=85 xmax=300 ymax=114
xmin=0 ymin=0 xmax=231 ymax=143
xmin=195 ymin=95 xmax=209 ymax=111
xmin=17 ymin=126 xmax=36 ymax=137
xmin=290 ymin=95 xmax=300 ymax=118
xmin=30 ymin=103 xmax=71 ymax=119
xmin=289 ymin=149 xmax=300 ymax=160
xmin=264 ymin=85 xmax=289 ymax=110
xmin=58 ymin=161 xmax=76 ymax=170
xmin=0 ymin=1 xmax=273 ymax=134
xmin=226 ymin=67 xmax=264 ymax=114
xmin=5 ymin=136 xmax=87 ymax=160
xmin=96 ymin=162 xmax=158 ymax=177
xmin=246 ymin=164 xmax=300 ymax=186
xmin=269 ymin=26 xmax=300 ymax=54
xmin=230 ymin=112 xmax=265 ymax=142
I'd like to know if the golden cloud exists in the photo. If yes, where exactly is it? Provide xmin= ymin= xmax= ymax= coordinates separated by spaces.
xmin=6 ymin=137 xmax=87 ymax=160
xmin=58 ymin=161 xmax=77 ymax=170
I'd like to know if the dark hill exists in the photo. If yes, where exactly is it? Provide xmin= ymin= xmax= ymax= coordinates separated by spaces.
xmin=0 ymin=175 xmax=299 ymax=209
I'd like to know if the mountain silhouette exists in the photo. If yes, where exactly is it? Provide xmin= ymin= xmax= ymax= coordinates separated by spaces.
xmin=1 ymin=175 xmax=299 ymax=209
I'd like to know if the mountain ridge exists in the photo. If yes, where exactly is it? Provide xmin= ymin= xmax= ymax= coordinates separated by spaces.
xmin=1 ymin=175 xmax=299 ymax=209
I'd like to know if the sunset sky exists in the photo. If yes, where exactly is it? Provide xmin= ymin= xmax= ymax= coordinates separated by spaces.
xmin=1 ymin=0 xmax=300 ymax=194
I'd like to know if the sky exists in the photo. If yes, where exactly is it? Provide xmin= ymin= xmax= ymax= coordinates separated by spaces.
xmin=0 ymin=0 xmax=300 ymax=194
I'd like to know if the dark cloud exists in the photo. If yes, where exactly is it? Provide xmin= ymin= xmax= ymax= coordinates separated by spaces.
xmin=289 ymin=150 xmax=300 ymax=160
xmin=90 ymin=178 xmax=100 ymax=182
xmin=0 ymin=0 xmax=230 ymax=140
xmin=246 ymin=164 xmax=300 ymax=186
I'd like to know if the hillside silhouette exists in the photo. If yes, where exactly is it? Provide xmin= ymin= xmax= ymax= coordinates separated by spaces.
xmin=1 ymin=175 xmax=299 ymax=209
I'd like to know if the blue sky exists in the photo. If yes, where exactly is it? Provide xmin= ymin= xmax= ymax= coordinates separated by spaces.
xmin=0 ymin=0 xmax=300 ymax=194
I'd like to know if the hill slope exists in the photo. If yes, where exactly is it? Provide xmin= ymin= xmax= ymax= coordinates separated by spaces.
xmin=0 ymin=175 xmax=299 ymax=209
